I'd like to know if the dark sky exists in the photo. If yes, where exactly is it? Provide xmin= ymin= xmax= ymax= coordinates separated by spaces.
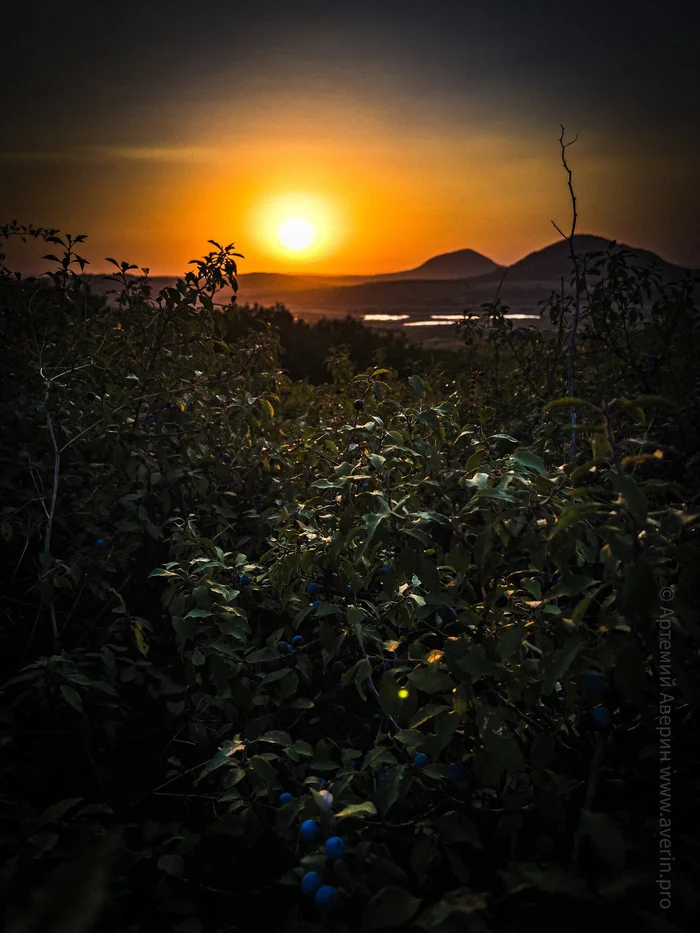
xmin=3 ymin=0 xmax=699 ymax=274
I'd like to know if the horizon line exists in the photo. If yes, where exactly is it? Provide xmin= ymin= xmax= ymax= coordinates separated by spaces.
xmin=75 ymin=231 xmax=699 ymax=279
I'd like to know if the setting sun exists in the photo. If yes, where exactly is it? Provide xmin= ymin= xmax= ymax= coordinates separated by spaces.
xmin=249 ymin=192 xmax=341 ymax=266
xmin=277 ymin=216 xmax=316 ymax=252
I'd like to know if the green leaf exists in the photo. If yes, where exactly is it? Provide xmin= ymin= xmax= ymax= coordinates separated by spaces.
xmin=489 ymin=433 xmax=519 ymax=443
xmin=512 ymin=452 xmax=547 ymax=476
xmin=496 ymin=620 xmax=526 ymax=661
xmin=409 ymin=703 xmax=447 ymax=729
xmin=256 ymin=730 xmax=292 ymax=746
xmin=550 ymin=502 xmax=600 ymax=537
xmin=174 ymin=921 xmax=202 ymax=933
xmin=543 ymin=640 xmax=580 ymax=695
xmin=362 ymin=885 xmax=422 ymax=931
xmin=413 ymin=888 xmax=487 ymax=929
xmin=39 ymin=798 xmax=84 ymax=823
xmin=60 ymin=685 xmax=82 ymax=711
xmin=409 ymin=375 xmax=426 ymax=398
xmin=158 ymin=854 xmax=184 ymax=877
xmin=612 ymin=474 xmax=648 ymax=525
xmin=191 ymin=648 xmax=205 ymax=666
xmin=353 ymin=658 xmax=373 ymax=701
xmin=543 ymin=397 xmax=602 ymax=413
xmin=375 ymin=765 xmax=411 ymax=819
xmin=335 ymin=801 xmax=377 ymax=820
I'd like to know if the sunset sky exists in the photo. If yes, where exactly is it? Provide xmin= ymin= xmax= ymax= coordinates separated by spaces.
xmin=3 ymin=0 xmax=699 ymax=275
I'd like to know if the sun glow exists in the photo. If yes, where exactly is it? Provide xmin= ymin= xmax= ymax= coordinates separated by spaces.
xmin=252 ymin=192 xmax=339 ymax=263
xmin=277 ymin=216 xmax=316 ymax=252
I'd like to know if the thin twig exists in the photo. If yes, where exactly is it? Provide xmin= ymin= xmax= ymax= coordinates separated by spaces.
xmin=551 ymin=125 xmax=582 ymax=460
xmin=43 ymin=392 xmax=61 ymax=650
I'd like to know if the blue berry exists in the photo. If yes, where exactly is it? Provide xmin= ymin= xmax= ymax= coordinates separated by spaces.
xmin=445 ymin=761 xmax=465 ymax=783
xmin=583 ymin=671 xmax=608 ymax=694
xmin=95 ymin=538 xmax=105 ymax=547
xmin=311 ymin=600 xmax=321 ymax=609
xmin=413 ymin=753 xmax=429 ymax=769
xmin=315 ymin=884 xmax=341 ymax=911
xmin=379 ymin=566 xmax=389 ymax=575
xmin=324 ymin=836 xmax=345 ymax=859
xmin=301 ymin=871 xmax=323 ymax=896
xmin=332 ymin=661 xmax=347 ymax=675
xmin=361 ymin=722 xmax=372 ymax=735
xmin=291 ymin=635 xmax=304 ymax=647
xmin=346 ymin=585 xmax=353 ymax=595
xmin=307 ymin=582 xmax=321 ymax=596
xmin=240 ymin=574 xmax=251 ymax=585
xmin=299 ymin=819 xmax=321 ymax=842
xmin=278 ymin=641 xmax=289 ymax=654
xmin=334 ymin=705 xmax=345 ymax=715
xmin=354 ymin=399 xmax=364 ymax=410
xmin=592 ymin=705 xmax=611 ymax=728
xmin=221 ymin=452 xmax=232 ymax=463
xmin=278 ymin=792 xmax=294 ymax=806
xmin=148 ymin=416 xmax=156 ymax=424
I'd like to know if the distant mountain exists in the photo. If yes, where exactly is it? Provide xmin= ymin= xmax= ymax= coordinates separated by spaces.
xmin=236 ymin=248 xmax=501 ymax=295
xmin=475 ymin=235 xmax=698 ymax=284
xmin=367 ymin=248 xmax=502 ymax=282
xmin=284 ymin=235 xmax=698 ymax=313
xmin=81 ymin=237 xmax=696 ymax=318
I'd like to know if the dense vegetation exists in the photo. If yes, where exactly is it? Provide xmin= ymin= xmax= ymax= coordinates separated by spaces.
xmin=1 ymin=221 xmax=698 ymax=933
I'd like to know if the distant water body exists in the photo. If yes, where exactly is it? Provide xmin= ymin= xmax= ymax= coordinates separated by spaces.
xmin=363 ymin=312 xmax=540 ymax=327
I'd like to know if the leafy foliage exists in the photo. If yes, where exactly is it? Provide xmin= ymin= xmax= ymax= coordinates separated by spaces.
xmin=0 ymin=223 xmax=698 ymax=933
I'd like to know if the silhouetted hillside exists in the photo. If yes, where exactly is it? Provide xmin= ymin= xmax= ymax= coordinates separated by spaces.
xmin=475 ymin=235 xmax=699 ymax=284
xmin=80 ymin=237 xmax=696 ymax=318
xmin=368 ymin=248 xmax=502 ymax=281
xmin=285 ymin=236 xmax=699 ymax=313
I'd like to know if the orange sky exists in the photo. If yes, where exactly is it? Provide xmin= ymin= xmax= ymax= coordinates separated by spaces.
xmin=3 ymin=2 xmax=698 ymax=276
xmin=5 ymin=120 xmax=692 ymax=277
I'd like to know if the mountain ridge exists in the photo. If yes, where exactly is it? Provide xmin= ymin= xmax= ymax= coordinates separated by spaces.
xmin=80 ymin=236 xmax=698 ymax=314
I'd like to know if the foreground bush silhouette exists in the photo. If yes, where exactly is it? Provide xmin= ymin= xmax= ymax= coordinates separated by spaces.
xmin=0 ymin=222 xmax=698 ymax=932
